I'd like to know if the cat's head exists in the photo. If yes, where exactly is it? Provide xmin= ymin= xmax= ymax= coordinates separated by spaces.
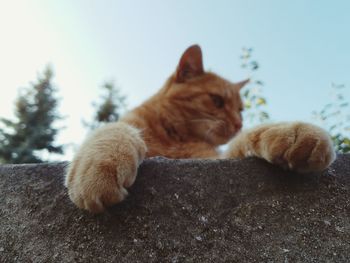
xmin=160 ymin=45 xmax=248 ymax=146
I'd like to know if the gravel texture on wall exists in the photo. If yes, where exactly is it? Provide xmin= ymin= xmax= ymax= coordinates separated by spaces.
xmin=1 ymin=155 xmax=350 ymax=262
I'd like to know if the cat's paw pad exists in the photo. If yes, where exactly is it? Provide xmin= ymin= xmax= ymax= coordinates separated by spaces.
xmin=262 ymin=123 xmax=336 ymax=173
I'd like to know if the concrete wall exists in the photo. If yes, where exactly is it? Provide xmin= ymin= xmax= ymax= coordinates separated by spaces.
xmin=1 ymin=155 xmax=349 ymax=262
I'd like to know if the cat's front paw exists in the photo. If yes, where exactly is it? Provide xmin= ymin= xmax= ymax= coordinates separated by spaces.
xmin=259 ymin=122 xmax=336 ymax=173
xmin=65 ymin=123 xmax=147 ymax=213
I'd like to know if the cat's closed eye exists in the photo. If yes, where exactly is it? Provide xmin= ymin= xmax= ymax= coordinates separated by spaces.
xmin=210 ymin=94 xmax=225 ymax=108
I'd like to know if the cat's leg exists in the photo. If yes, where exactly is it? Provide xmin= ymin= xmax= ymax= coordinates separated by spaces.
xmin=223 ymin=122 xmax=336 ymax=173
xmin=65 ymin=122 xmax=147 ymax=213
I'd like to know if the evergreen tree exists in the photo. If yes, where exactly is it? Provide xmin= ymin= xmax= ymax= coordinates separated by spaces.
xmin=0 ymin=66 xmax=63 ymax=163
xmin=84 ymin=81 xmax=126 ymax=130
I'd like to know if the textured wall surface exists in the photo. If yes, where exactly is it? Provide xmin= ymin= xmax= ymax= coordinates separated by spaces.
xmin=1 ymin=155 xmax=350 ymax=262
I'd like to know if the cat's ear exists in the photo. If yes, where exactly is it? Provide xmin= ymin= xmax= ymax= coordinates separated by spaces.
xmin=235 ymin=79 xmax=250 ymax=90
xmin=175 ymin=45 xmax=204 ymax=83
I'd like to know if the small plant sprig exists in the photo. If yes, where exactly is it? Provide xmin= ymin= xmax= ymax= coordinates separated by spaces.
xmin=313 ymin=83 xmax=350 ymax=153
xmin=240 ymin=47 xmax=270 ymax=126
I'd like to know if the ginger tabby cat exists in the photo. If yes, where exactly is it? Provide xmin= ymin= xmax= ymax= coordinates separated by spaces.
xmin=65 ymin=45 xmax=336 ymax=213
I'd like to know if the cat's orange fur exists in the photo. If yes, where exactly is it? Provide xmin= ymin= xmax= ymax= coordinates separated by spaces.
xmin=65 ymin=45 xmax=336 ymax=213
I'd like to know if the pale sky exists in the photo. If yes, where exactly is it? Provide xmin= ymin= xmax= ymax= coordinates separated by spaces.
xmin=0 ymin=0 xmax=349 ymax=160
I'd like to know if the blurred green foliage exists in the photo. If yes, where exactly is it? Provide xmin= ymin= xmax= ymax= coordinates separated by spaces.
xmin=0 ymin=67 xmax=63 ymax=163
xmin=313 ymin=83 xmax=350 ymax=153
xmin=240 ymin=48 xmax=270 ymax=126
xmin=83 ymin=81 xmax=126 ymax=130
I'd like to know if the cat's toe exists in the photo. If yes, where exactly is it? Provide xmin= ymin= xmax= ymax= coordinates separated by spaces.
xmin=68 ymin=183 xmax=127 ymax=213
xmin=65 ymin=159 xmax=134 ymax=213
xmin=284 ymin=123 xmax=336 ymax=173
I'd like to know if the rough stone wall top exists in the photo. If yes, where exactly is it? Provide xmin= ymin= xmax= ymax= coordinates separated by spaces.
xmin=1 ymin=155 xmax=350 ymax=262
